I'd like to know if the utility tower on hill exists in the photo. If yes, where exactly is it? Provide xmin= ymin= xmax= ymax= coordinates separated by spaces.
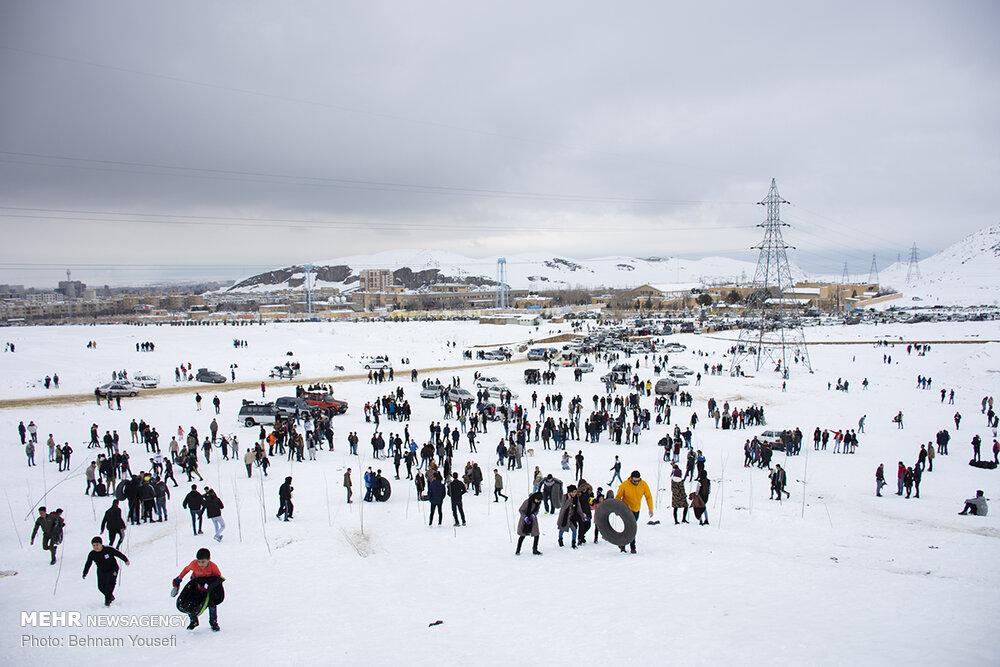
xmin=905 ymin=244 xmax=921 ymax=283
xmin=868 ymin=254 xmax=879 ymax=284
xmin=303 ymin=264 xmax=315 ymax=316
xmin=495 ymin=257 xmax=509 ymax=309
xmin=730 ymin=178 xmax=812 ymax=377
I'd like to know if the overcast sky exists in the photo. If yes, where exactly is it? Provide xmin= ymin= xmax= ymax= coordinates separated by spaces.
xmin=0 ymin=1 xmax=997 ymax=287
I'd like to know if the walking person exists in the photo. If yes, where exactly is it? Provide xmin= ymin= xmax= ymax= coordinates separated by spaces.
xmin=172 ymin=548 xmax=224 ymax=632
xmin=493 ymin=469 xmax=508 ymax=502
xmin=30 ymin=507 xmax=64 ymax=564
xmin=515 ymin=492 xmax=543 ymax=555
xmin=82 ymin=536 xmax=129 ymax=606
xmin=615 ymin=471 xmax=653 ymax=554
xmin=276 ymin=477 xmax=294 ymax=521
xmin=182 ymin=484 xmax=205 ymax=535
xmin=100 ymin=499 xmax=126 ymax=548
xmin=608 ymin=456 xmax=622 ymax=485
xmin=203 ymin=488 xmax=225 ymax=542
xmin=343 ymin=468 xmax=353 ymax=503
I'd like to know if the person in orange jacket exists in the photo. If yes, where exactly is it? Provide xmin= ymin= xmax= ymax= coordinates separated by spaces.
xmin=172 ymin=547 xmax=225 ymax=631
xmin=616 ymin=470 xmax=653 ymax=554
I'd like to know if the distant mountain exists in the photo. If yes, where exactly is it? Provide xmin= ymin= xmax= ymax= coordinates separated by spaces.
xmin=876 ymin=224 xmax=1000 ymax=306
xmin=222 ymin=225 xmax=999 ymax=304
xmin=224 ymin=249 xmax=776 ymax=294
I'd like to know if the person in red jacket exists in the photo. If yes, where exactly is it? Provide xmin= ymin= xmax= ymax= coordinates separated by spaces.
xmin=173 ymin=547 xmax=224 ymax=631
xmin=896 ymin=461 xmax=906 ymax=496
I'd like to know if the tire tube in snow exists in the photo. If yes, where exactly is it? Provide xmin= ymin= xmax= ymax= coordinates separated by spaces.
xmin=594 ymin=499 xmax=638 ymax=547
xmin=373 ymin=477 xmax=392 ymax=502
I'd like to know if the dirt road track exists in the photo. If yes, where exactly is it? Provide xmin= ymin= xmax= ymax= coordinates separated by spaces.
xmin=0 ymin=358 xmax=533 ymax=411
xmin=704 ymin=335 xmax=999 ymax=346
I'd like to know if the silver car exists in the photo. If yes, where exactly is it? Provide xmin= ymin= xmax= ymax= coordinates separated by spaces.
xmin=96 ymin=381 xmax=138 ymax=397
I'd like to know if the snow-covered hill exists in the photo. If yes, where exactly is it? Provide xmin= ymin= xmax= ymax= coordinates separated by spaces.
xmin=222 ymin=224 xmax=999 ymax=305
xmin=877 ymin=224 xmax=1000 ymax=306
xmin=225 ymin=249 xmax=784 ymax=293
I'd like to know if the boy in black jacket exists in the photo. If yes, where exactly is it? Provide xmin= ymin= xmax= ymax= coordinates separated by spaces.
xmin=83 ymin=536 xmax=129 ymax=606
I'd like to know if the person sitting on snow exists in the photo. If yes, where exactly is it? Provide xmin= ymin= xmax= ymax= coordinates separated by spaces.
xmin=959 ymin=490 xmax=988 ymax=516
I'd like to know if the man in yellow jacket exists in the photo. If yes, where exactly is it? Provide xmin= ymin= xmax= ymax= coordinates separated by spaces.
xmin=616 ymin=470 xmax=654 ymax=554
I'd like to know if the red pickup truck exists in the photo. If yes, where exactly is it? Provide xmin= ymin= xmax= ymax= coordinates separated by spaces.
xmin=302 ymin=392 xmax=349 ymax=414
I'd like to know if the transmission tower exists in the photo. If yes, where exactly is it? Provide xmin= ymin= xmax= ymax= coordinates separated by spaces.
xmin=303 ymin=264 xmax=315 ymax=316
xmin=730 ymin=179 xmax=812 ymax=376
xmin=868 ymin=254 xmax=879 ymax=284
xmin=905 ymin=243 xmax=921 ymax=283
xmin=495 ymin=257 xmax=509 ymax=309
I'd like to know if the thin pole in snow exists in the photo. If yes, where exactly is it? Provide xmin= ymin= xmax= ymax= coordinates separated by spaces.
xmin=717 ymin=454 xmax=727 ymax=529
xmin=232 ymin=474 xmax=243 ymax=543
xmin=324 ymin=473 xmax=331 ymax=527
xmin=800 ymin=448 xmax=809 ymax=519
xmin=4 ymin=489 xmax=23 ymax=548
xmin=502 ymin=491 xmax=513 ymax=544
xmin=52 ymin=528 xmax=65 ymax=596
xmin=257 ymin=473 xmax=271 ymax=556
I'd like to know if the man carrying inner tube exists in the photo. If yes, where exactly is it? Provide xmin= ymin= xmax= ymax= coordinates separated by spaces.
xmin=615 ymin=470 xmax=654 ymax=554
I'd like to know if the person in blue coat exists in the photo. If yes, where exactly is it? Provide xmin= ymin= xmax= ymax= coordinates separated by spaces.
xmin=427 ymin=472 xmax=446 ymax=526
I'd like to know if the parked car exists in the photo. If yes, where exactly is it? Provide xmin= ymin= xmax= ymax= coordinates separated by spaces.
xmin=274 ymin=396 xmax=317 ymax=417
xmin=96 ymin=381 xmax=138 ymax=398
xmin=668 ymin=366 xmax=694 ymax=377
xmin=482 ymin=384 xmax=518 ymax=400
xmin=527 ymin=348 xmax=548 ymax=361
xmin=524 ymin=368 xmax=542 ymax=384
xmin=481 ymin=350 xmax=506 ymax=361
xmin=238 ymin=401 xmax=278 ymax=427
xmin=269 ymin=365 xmax=301 ymax=379
xmin=474 ymin=375 xmax=501 ymax=388
xmin=447 ymin=387 xmax=475 ymax=404
xmin=576 ymin=362 xmax=594 ymax=373
xmin=301 ymin=392 xmax=349 ymax=414
xmin=654 ymin=378 xmax=680 ymax=395
xmin=759 ymin=430 xmax=790 ymax=451
xmin=195 ymin=368 xmax=227 ymax=384
xmin=131 ymin=374 xmax=160 ymax=388
xmin=364 ymin=359 xmax=392 ymax=370
xmin=420 ymin=384 xmax=444 ymax=398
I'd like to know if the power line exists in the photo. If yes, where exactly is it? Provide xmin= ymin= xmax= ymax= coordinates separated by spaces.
xmin=0 ymin=44 xmax=746 ymax=176
xmin=0 ymin=151 xmax=757 ymax=207
xmin=0 ymin=208 xmax=757 ymax=236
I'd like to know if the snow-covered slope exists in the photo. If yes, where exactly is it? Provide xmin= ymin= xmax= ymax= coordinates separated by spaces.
xmin=225 ymin=250 xmax=784 ymax=293
xmin=878 ymin=224 xmax=1000 ymax=306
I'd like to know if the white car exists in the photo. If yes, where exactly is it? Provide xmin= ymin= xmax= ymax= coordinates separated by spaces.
xmin=668 ymin=366 xmax=694 ymax=376
xmin=475 ymin=375 xmax=501 ymax=388
xmin=365 ymin=360 xmax=392 ymax=370
xmin=96 ymin=381 xmax=138 ymax=397
xmin=131 ymin=374 xmax=160 ymax=388
xmin=576 ymin=362 xmax=594 ymax=373
xmin=482 ymin=384 xmax=518 ymax=400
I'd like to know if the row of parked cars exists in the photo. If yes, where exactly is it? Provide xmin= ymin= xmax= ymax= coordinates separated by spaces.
xmin=237 ymin=391 xmax=349 ymax=427
xmin=95 ymin=367 xmax=227 ymax=398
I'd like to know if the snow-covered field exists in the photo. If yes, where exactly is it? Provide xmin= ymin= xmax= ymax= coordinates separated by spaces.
xmin=0 ymin=321 xmax=997 ymax=665
xmin=0 ymin=321 xmax=566 ymax=400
